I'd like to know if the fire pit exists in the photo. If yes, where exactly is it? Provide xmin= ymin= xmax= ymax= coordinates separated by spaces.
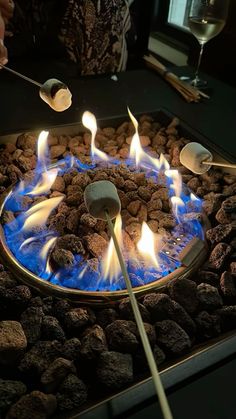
xmin=0 ymin=109 xmax=235 ymax=419
xmin=0 ymin=110 xmax=208 ymax=303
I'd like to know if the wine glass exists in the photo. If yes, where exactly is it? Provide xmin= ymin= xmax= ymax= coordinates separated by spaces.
xmin=188 ymin=0 xmax=229 ymax=87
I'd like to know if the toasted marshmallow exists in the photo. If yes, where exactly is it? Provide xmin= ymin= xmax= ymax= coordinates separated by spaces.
xmin=39 ymin=78 xmax=72 ymax=112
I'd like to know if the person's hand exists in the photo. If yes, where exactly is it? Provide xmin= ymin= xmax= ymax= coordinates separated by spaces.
xmin=0 ymin=0 xmax=14 ymax=65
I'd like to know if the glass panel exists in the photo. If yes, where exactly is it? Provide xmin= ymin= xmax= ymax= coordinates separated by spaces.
xmin=168 ymin=0 xmax=191 ymax=30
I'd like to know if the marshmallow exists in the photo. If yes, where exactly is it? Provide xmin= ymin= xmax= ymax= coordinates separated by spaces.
xmin=39 ymin=79 xmax=72 ymax=112
xmin=84 ymin=181 xmax=121 ymax=221
xmin=180 ymin=142 xmax=213 ymax=174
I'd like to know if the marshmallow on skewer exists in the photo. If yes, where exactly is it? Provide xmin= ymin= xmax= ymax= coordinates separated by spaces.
xmin=180 ymin=142 xmax=213 ymax=174
xmin=84 ymin=180 xmax=121 ymax=220
xmin=39 ymin=78 xmax=72 ymax=112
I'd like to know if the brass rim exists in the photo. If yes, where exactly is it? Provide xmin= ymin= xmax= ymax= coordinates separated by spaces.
xmin=0 ymin=188 xmax=209 ymax=305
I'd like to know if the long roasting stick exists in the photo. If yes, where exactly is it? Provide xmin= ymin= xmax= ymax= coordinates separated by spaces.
xmin=144 ymin=55 xmax=209 ymax=102
xmin=105 ymin=210 xmax=173 ymax=419
xmin=0 ymin=63 xmax=42 ymax=87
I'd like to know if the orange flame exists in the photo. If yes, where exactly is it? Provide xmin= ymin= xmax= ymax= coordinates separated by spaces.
xmin=137 ymin=222 xmax=161 ymax=268
xmin=101 ymin=214 xmax=123 ymax=280
xmin=128 ymin=108 xmax=170 ymax=171
xmin=22 ymin=196 xmax=63 ymax=231
xmin=82 ymin=111 xmax=109 ymax=160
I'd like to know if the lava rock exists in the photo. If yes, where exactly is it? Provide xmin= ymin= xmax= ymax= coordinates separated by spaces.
xmin=105 ymin=320 xmax=139 ymax=353
xmin=41 ymin=316 xmax=66 ymax=342
xmin=0 ymin=285 xmax=31 ymax=317
xmin=0 ymin=321 xmax=27 ymax=366
xmin=143 ymin=293 xmax=196 ymax=337
xmin=119 ymin=297 xmax=151 ymax=323
xmin=96 ymin=351 xmax=133 ymax=390
xmin=80 ymin=325 xmax=108 ymax=360
xmin=209 ymin=243 xmax=232 ymax=270
xmin=220 ymin=271 xmax=236 ymax=302
xmin=56 ymin=374 xmax=87 ymax=411
xmin=0 ymin=379 xmax=26 ymax=416
xmin=19 ymin=341 xmax=62 ymax=377
xmin=41 ymin=357 xmax=76 ymax=393
xmin=20 ymin=306 xmax=43 ymax=345
xmin=56 ymin=234 xmax=85 ymax=255
xmin=60 ymin=338 xmax=81 ymax=361
xmin=64 ymin=307 xmax=96 ymax=334
xmin=206 ymin=224 xmax=234 ymax=245
xmin=0 ymin=271 xmax=18 ymax=288
xmin=215 ymin=306 xmax=236 ymax=331
xmin=155 ymin=320 xmax=191 ymax=356
xmin=222 ymin=196 xmax=236 ymax=213
xmin=6 ymin=390 xmax=57 ymax=419
xmin=194 ymin=270 xmax=220 ymax=287
xmin=84 ymin=233 xmax=108 ymax=258
xmin=41 ymin=297 xmax=54 ymax=316
xmin=53 ymin=299 xmax=72 ymax=322
xmin=133 ymin=344 xmax=166 ymax=373
xmin=230 ymin=262 xmax=236 ymax=274
xmin=96 ymin=308 xmax=119 ymax=329
xmin=51 ymin=248 xmax=75 ymax=268
xmin=195 ymin=311 xmax=221 ymax=340
xmin=167 ymin=278 xmax=198 ymax=314
xmin=197 ymin=283 xmax=223 ymax=311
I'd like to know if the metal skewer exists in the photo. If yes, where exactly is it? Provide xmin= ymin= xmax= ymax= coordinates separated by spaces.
xmin=0 ymin=63 xmax=42 ymax=87
xmin=105 ymin=210 xmax=173 ymax=419
xmin=202 ymin=160 xmax=236 ymax=169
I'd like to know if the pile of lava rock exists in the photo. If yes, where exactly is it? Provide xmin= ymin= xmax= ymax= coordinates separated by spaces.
xmin=0 ymin=115 xmax=235 ymax=419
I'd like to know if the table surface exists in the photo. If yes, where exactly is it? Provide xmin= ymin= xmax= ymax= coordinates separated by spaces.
xmin=0 ymin=61 xmax=235 ymax=162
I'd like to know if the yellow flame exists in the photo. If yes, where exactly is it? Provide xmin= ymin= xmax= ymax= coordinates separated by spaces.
xmin=82 ymin=111 xmax=109 ymax=160
xmin=127 ymin=108 xmax=170 ymax=171
xmin=27 ymin=168 xmax=58 ymax=196
xmin=137 ymin=222 xmax=160 ymax=268
xmin=37 ymin=131 xmax=49 ymax=170
xmin=190 ymin=192 xmax=200 ymax=202
xmin=102 ymin=214 xmax=123 ymax=280
xmin=171 ymin=196 xmax=185 ymax=221
xmin=165 ymin=169 xmax=182 ymax=197
xmin=40 ymin=236 xmax=57 ymax=276
xmin=19 ymin=236 xmax=37 ymax=251
xmin=22 ymin=196 xmax=63 ymax=231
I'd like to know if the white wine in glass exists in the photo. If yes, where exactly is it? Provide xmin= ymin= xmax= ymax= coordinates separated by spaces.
xmin=188 ymin=0 xmax=229 ymax=87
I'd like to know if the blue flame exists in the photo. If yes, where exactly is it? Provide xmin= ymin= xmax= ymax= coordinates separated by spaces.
xmin=2 ymin=145 xmax=204 ymax=292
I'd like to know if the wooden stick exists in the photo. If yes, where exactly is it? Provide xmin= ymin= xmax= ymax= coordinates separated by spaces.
xmin=202 ymin=160 xmax=236 ymax=169
xmin=0 ymin=64 xmax=42 ymax=87
xmin=105 ymin=211 xmax=173 ymax=419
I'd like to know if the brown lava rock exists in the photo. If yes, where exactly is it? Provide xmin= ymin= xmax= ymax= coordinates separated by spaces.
xmin=41 ymin=316 xmax=66 ymax=342
xmin=119 ymin=297 xmax=151 ymax=323
xmin=96 ymin=308 xmax=119 ymax=329
xmin=20 ymin=306 xmax=43 ymax=345
xmin=167 ymin=278 xmax=198 ymax=314
xmin=64 ymin=307 xmax=96 ymax=334
xmin=0 ymin=379 xmax=27 ymax=416
xmin=206 ymin=224 xmax=234 ymax=245
xmin=19 ymin=340 xmax=62 ymax=377
xmin=0 ymin=285 xmax=32 ymax=317
xmin=0 ymin=321 xmax=27 ymax=366
xmin=194 ymin=270 xmax=219 ymax=287
xmin=96 ymin=351 xmax=133 ymax=390
xmin=197 ymin=283 xmax=223 ymax=311
xmin=220 ymin=271 xmax=236 ymax=302
xmin=155 ymin=320 xmax=191 ymax=356
xmin=84 ymin=233 xmax=108 ymax=258
xmin=195 ymin=311 xmax=221 ymax=340
xmin=41 ymin=358 xmax=76 ymax=393
xmin=105 ymin=320 xmax=139 ymax=353
xmin=6 ymin=390 xmax=57 ymax=419
xmin=80 ymin=325 xmax=108 ymax=360
xmin=56 ymin=374 xmax=87 ymax=411
xmin=51 ymin=248 xmax=75 ymax=268
xmin=209 ymin=243 xmax=232 ymax=270
xmin=143 ymin=293 xmax=196 ymax=337
xmin=215 ymin=306 xmax=236 ymax=331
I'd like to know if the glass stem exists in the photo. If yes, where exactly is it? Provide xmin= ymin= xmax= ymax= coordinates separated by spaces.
xmin=194 ymin=42 xmax=205 ymax=84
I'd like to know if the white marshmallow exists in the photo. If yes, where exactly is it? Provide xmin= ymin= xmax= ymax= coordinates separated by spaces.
xmin=180 ymin=142 xmax=213 ymax=174
xmin=84 ymin=181 xmax=121 ymax=221
xmin=39 ymin=78 xmax=72 ymax=112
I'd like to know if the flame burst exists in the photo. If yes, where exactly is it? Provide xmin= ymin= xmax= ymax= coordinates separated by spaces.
xmin=137 ymin=222 xmax=161 ymax=268
xmin=22 ymin=196 xmax=63 ymax=231
xmin=82 ymin=111 xmax=109 ymax=161
xmin=101 ymin=214 xmax=123 ymax=280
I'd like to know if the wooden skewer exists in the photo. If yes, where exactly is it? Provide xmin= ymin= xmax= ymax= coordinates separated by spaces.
xmin=0 ymin=63 xmax=42 ymax=87
xmin=105 ymin=210 xmax=173 ymax=419
xmin=202 ymin=160 xmax=236 ymax=169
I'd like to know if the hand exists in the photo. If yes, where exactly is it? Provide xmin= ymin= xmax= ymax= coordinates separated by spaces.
xmin=0 ymin=0 xmax=14 ymax=65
